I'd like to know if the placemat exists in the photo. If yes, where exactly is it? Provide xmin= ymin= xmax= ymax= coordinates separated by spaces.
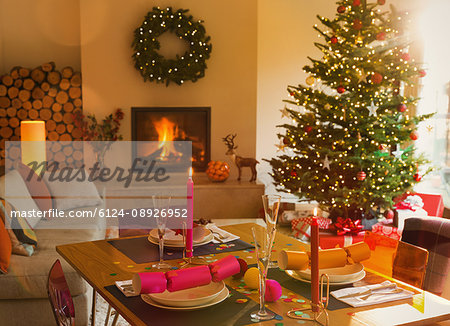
xmin=267 ymin=266 xmax=351 ymax=311
xmin=105 ymin=285 xmax=283 ymax=326
xmin=108 ymin=236 xmax=253 ymax=264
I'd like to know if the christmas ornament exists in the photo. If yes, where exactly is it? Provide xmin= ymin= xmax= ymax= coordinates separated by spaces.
xmin=426 ymin=125 xmax=434 ymax=133
xmin=367 ymin=101 xmax=378 ymax=117
xmin=397 ymin=103 xmax=407 ymax=112
xmin=283 ymin=137 xmax=290 ymax=145
xmin=356 ymin=171 xmax=366 ymax=181
xmin=322 ymin=155 xmax=331 ymax=170
xmin=337 ymin=5 xmax=346 ymax=13
xmin=401 ymin=53 xmax=410 ymax=61
xmin=324 ymin=104 xmax=331 ymax=110
xmin=290 ymin=170 xmax=298 ymax=177
xmin=352 ymin=19 xmax=362 ymax=30
xmin=206 ymin=161 xmax=230 ymax=182
xmin=290 ymin=91 xmax=295 ymax=96
xmin=419 ymin=69 xmax=427 ymax=77
xmin=280 ymin=106 xmax=290 ymax=118
xmin=377 ymin=0 xmax=386 ymax=5
xmin=330 ymin=36 xmax=338 ymax=44
xmin=306 ymin=76 xmax=315 ymax=85
xmin=392 ymin=146 xmax=404 ymax=160
xmin=371 ymin=72 xmax=383 ymax=84
xmin=265 ymin=280 xmax=282 ymax=302
xmin=413 ymin=173 xmax=422 ymax=182
xmin=384 ymin=209 xmax=394 ymax=219
xmin=304 ymin=125 xmax=313 ymax=133
xmin=275 ymin=140 xmax=286 ymax=152
xmin=357 ymin=132 xmax=362 ymax=141
xmin=357 ymin=69 xmax=367 ymax=83
xmin=378 ymin=144 xmax=386 ymax=150
xmin=409 ymin=131 xmax=418 ymax=140
xmin=376 ymin=32 xmax=386 ymax=40
xmin=337 ymin=85 xmax=346 ymax=94
xmin=353 ymin=0 xmax=361 ymax=6
xmin=355 ymin=33 xmax=364 ymax=45
xmin=132 ymin=7 xmax=212 ymax=86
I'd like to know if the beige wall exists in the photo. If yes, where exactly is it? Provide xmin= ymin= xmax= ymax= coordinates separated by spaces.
xmin=0 ymin=0 xmax=81 ymax=73
xmin=79 ymin=0 xmax=257 ymax=174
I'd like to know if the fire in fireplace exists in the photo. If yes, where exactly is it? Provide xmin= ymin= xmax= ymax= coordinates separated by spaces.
xmin=132 ymin=107 xmax=211 ymax=171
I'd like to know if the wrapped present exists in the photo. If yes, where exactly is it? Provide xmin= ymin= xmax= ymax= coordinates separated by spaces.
xmin=371 ymin=222 xmax=402 ymax=241
xmin=394 ymin=195 xmax=428 ymax=230
xmin=291 ymin=216 xmax=332 ymax=241
xmin=318 ymin=230 xmax=364 ymax=249
xmin=416 ymin=193 xmax=444 ymax=217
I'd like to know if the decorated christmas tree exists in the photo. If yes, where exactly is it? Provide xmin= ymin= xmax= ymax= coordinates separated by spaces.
xmin=267 ymin=0 xmax=433 ymax=221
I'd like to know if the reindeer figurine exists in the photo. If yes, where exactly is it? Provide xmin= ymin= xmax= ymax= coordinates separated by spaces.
xmin=222 ymin=134 xmax=259 ymax=182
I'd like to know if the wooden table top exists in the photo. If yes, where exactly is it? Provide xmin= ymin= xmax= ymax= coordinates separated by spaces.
xmin=56 ymin=223 xmax=450 ymax=326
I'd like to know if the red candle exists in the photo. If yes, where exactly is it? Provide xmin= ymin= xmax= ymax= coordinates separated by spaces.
xmin=310 ymin=207 xmax=320 ymax=312
xmin=186 ymin=167 xmax=194 ymax=258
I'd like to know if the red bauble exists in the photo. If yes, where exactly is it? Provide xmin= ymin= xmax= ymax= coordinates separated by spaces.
xmin=397 ymin=103 xmax=407 ymax=112
xmin=413 ymin=173 xmax=422 ymax=182
xmin=410 ymin=131 xmax=419 ymax=140
xmin=378 ymin=144 xmax=386 ymax=150
xmin=337 ymin=86 xmax=346 ymax=94
xmin=371 ymin=72 xmax=383 ymax=84
xmin=290 ymin=170 xmax=298 ymax=177
xmin=377 ymin=0 xmax=386 ymax=5
xmin=283 ymin=137 xmax=290 ymax=145
xmin=330 ymin=36 xmax=338 ymax=44
xmin=290 ymin=92 xmax=295 ymax=96
xmin=356 ymin=171 xmax=366 ymax=181
xmin=337 ymin=5 xmax=346 ymax=13
xmin=384 ymin=209 xmax=394 ymax=219
xmin=376 ymin=32 xmax=386 ymax=41
xmin=304 ymin=126 xmax=313 ymax=133
xmin=353 ymin=0 xmax=361 ymax=6
xmin=419 ymin=69 xmax=427 ymax=77
xmin=401 ymin=53 xmax=410 ymax=61
xmin=352 ymin=19 xmax=363 ymax=30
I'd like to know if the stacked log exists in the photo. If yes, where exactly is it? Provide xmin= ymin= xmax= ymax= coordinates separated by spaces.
xmin=0 ymin=62 xmax=83 ymax=169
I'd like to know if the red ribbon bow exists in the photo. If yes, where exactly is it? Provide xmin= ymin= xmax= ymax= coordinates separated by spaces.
xmin=331 ymin=217 xmax=363 ymax=236
xmin=394 ymin=201 xmax=417 ymax=211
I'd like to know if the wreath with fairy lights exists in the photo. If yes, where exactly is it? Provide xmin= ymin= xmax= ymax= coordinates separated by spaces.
xmin=132 ymin=7 xmax=212 ymax=86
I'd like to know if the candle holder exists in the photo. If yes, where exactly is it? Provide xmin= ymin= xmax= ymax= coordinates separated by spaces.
xmin=287 ymin=274 xmax=330 ymax=325
xmin=180 ymin=222 xmax=207 ymax=268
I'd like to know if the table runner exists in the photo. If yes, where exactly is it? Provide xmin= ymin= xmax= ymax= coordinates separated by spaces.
xmin=105 ymin=285 xmax=282 ymax=326
xmin=108 ymin=236 xmax=253 ymax=264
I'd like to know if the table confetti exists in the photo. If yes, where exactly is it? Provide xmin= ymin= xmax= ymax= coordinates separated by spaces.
xmin=236 ymin=299 xmax=248 ymax=303
xmin=275 ymin=323 xmax=283 ymax=326
xmin=275 ymin=315 xmax=283 ymax=320
xmin=113 ymin=262 xmax=120 ymax=264
xmin=294 ymin=311 xmax=303 ymax=316
xmin=127 ymin=265 xmax=134 ymax=268
xmin=297 ymin=321 xmax=305 ymax=324
xmin=109 ymin=273 xmax=117 ymax=276
xmin=347 ymin=312 xmax=355 ymax=316
xmin=286 ymin=243 xmax=293 ymax=246
xmin=280 ymin=295 xmax=288 ymax=299
xmin=144 ymin=267 xmax=151 ymax=270
xmin=283 ymin=298 xmax=293 ymax=302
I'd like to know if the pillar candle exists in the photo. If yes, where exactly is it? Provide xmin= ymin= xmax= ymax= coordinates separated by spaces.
xmin=310 ymin=208 xmax=320 ymax=312
xmin=186 ymin=167 xmax=194 ymax=258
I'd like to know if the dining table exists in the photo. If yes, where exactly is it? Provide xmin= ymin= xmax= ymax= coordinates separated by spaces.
xmin=56 ymin=222 xmax=450 ymax=326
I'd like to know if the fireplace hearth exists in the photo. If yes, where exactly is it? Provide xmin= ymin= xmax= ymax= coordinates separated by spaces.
xmin=131 ymin=107 xmax=211 ymax=171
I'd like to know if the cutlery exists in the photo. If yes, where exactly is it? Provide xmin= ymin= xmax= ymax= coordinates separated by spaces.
xmin=360 ymin=288 xmax=403 ymax=300
xmin=339 ymin=283 xmax=397 ymax=299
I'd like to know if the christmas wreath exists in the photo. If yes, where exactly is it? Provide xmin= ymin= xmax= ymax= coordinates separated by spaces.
xmin=131 ymin=7 xmax=212 ymax=86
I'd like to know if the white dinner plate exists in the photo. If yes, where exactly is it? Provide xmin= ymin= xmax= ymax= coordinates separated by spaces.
xmin=286 ymin=269 xmax=366 ymax=286
xmin=141 ymin=286 xmax=229 ymax=311
xmin=296 ymin=263 xmax=365 ymax=283
xmin=148 ymin=227 xmax=214 ymax=247
xmin=148 ymin=281 xmax=225 ymax=307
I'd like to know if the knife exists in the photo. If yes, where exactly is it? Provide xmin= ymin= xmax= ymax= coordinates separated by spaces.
xmin=339 ymin=283 xmax=397 ymax=299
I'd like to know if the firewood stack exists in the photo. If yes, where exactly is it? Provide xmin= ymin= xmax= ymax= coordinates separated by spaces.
xmin=0 ymin=62 xmax=83 ymax=169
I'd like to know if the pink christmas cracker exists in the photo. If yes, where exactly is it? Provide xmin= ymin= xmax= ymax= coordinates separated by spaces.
xmin=132 ymin=272 xmax=167 ymax=294
xmin=166 ymin=265 xmax=211 ymax=292
xmin=208 ymin=255 xmax=241 ymax=282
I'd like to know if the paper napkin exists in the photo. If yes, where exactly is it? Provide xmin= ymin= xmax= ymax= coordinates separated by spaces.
xmin=115 ymin=280 xmax=139 ymax=297
xmin=206 ymin=223 xmax=240 ymax=243
xmin=331 ymin=281 xmax=413 ymax=307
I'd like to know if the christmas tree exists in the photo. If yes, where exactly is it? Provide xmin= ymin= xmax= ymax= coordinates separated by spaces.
xmin=267 ymin=0 xmax=433 ymax=220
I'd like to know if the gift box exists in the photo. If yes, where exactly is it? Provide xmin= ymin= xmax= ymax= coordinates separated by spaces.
xmin=394 ymin=195 xmax=428 ymax=230
xmin=318 ymin=231 xmax=364 ymax=249
xmin=416 ymin=193 xmax=444 ymax=217
xmin=291 ymin=216 xmax=332 ymax=241
xmin=371 ymin=222 xmax=402 ymax=241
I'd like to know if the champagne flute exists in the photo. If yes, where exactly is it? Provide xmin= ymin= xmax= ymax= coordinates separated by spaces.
xmin=262 ymin=194 xmax=281 ymax=268
xmin=251 ymin=226 xmax=276 ymax=321
xmin=152 ymin=195 xmax=171 ymax=269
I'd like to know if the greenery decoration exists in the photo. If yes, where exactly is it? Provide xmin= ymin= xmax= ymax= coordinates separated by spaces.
xmin=131 ymin=7 xmax=212 ymax=86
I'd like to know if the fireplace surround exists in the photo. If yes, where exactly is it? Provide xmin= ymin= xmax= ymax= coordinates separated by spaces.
xmin=131 ymin=107 xmax=211 ymax=171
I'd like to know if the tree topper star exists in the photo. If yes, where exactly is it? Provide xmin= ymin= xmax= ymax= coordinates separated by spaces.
xmin=367 ymin=101 xmax=378 ymax=117
xmin=322 ymin=155 xmax=331 ymax=170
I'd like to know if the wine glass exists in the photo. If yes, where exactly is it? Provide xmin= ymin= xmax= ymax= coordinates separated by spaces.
xmin=262 ymin=194 xmax=281 ymax=268
xmin=152 ymin=195 xmax=171 ymax=269
xmin=251 ymin=226 xmax=276 ymax=321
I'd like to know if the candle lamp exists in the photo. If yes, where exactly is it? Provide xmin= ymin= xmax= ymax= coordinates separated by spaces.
xmin=21 ymin=121 xmax=46 ymax=174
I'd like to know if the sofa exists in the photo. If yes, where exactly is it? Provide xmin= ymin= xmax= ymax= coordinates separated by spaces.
xmin=0 ymin=167 xmax=105 ymax=326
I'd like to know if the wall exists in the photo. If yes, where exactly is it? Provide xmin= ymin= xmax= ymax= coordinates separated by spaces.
xmin=79 ymin=0 xmax=257 ymax=173
xmin=0 ymin=0 xmax=81 ymax=73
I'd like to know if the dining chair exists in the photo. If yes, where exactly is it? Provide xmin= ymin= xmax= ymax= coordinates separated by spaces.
xmin=401 ymin=217 xmax=450 ymax=296
xmin=47 ymin=259 xmax=75 ymax=326
xmin=363 ymin=231 xmax=429 ymax=289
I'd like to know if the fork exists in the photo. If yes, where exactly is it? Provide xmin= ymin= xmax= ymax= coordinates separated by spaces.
xmin=360 ymin=288 xmax=403 ymax=300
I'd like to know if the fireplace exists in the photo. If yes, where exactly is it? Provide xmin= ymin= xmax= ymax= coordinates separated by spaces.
xmin=131 ymin=107 xmax=211 ymax=171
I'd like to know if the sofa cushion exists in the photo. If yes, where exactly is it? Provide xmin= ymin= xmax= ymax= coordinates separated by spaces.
xmin=16 ymin=162 xmax=53 ymax=212
xmin=0 ymin=228 xmax=103 ymax=299
xmin=0 ymin=216 xmax=12 ymax=274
